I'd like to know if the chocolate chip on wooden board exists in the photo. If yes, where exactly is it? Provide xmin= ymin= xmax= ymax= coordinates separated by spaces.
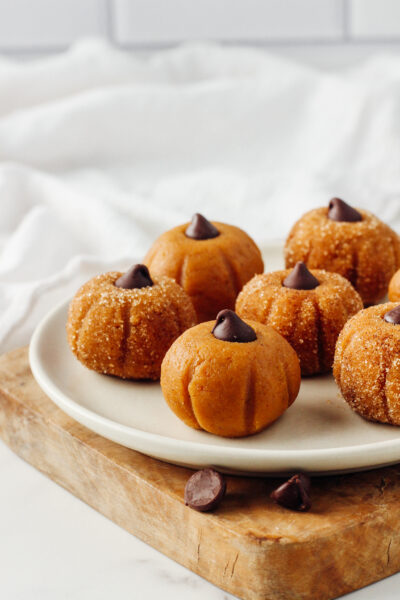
xmin=184 ymin=469 xmax=226 ymax=512
xmin=270 ymin=473 xmax=311 ymax=512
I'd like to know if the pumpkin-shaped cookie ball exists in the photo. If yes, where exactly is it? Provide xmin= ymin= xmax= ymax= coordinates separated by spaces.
xmin=161 ymin=310 xmax=300 ymax=437
xmin=144 ymin=213 xmax=264 ymax=322
xmin=67 ymin=264 xmax=196 ymax=380
xmin=284 ymin=198 xmax=400 ymax=305
xmin=334 ymin=303 xmax=400 ymax=425
xmin=389 ymin=268 xmax=400 ymax=302
xmin=236 ymin=262 xmax=363 ymax=375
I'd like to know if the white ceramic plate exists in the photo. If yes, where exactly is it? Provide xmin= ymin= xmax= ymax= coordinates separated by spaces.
xmin=29 ymin=243 xmax=400 ymax=475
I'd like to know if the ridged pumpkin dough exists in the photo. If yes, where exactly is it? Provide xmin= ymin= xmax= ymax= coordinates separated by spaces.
xmin=145 ymin=222 xmax=263 ymax=322
xmin=67 ymin=272 xmax=196 ymax=380
xmin=334 ymin=303 xmax=400 ymax=425
xmin=161 ymin=319 xmax=300 ymax=438
xmin=285 ymin=208 xmax=400 ymax=305
xmin=236 ymin=269 xmax=363 ymax=375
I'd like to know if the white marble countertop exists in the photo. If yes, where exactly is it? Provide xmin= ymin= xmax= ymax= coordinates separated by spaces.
xmin=1 ymin=440 xmax=400 ymax=600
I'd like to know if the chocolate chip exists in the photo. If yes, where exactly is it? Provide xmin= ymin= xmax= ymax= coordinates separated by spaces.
xmin=115 ymin=264 xmax=153 ymax=289
xmin=185 ymin=213 xmax=220 ymax=240
xmin=283 ymin=262 xmax=319 ymax=290
xmin=270 ymin=473 xmax=311 ymax=512
xmin=384 ymin=305 xmax=400 ymax=324
xmin=212 ymin=309 xmax=257 ymax=343
xmin=184 ymin=469 xmax=226 ymax=512
xmin=328 ymin=198 xmax=362 ymax=223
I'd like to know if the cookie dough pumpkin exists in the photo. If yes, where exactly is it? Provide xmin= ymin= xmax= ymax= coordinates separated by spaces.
xmin=161 ymin=310 xmax=300 ymax=437
xmin=144 ymin=213 xmax=263 ymax=322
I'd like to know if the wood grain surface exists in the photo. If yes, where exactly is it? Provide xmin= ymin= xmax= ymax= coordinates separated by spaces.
xmin=1 ymin=347 xmax=400 ymax=600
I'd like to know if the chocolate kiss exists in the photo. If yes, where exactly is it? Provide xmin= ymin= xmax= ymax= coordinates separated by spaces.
xmin=328 ymin=198 xmax=362 ymax=222
xmin=115 ymin=264 xmax=153 ymax=289
xmin=185 ymin=213 xmax=220 ymax=240
xmin=212 ymin=309 xmax=257 ymax=343
xmin=283 ymin=262 xmax=319 ymax=290
xmin=384 ymin=305 xmax=400 ymax=324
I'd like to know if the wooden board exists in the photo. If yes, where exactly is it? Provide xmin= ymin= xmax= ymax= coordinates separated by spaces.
xmin=1 ymin=348 xmax=400 ymax=600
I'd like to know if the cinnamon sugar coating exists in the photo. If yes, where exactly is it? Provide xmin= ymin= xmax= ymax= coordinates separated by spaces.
xmin=284 ymin=207 xmax=400 ymax=305
xmin=67 ymin=272 xmax=196 ymax=380
xmin=236 ymin=269 xmax=363 ymax=376
xmin=144 ymin=222 xmax=263 ymax=322
xmin=160 ymin=319 xmax=300 ymax=438
xmin=389 ymin=268 xmax=400 ymax=302
xmin=334 ymin=303 xmax=400 ymax=425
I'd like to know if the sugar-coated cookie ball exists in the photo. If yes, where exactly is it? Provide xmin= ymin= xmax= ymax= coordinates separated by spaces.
xmin=67 ymin=264 xmax=196 ymax=380
xmin=334 ymin=303 xmax=400 ymax=425
xmin=236 ymin=262 xmax=363 ymax=375
xmin=285 ymin=199 xmax=400 ymax=305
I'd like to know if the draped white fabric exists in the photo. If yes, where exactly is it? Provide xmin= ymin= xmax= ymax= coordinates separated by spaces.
xmin=1 ymin=39 xmax=400 ymax=352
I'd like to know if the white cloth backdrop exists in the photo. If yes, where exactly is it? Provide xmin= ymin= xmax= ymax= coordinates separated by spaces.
xmin=2 ymin=38 xmax=400 ymax=353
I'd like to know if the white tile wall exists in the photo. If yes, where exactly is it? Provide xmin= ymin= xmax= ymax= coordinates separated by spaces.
xmin=0 ymin=0 xmax=108 ymax=49
xmin=1 ymin=0 xmax=400 ymax=57
xmin=349 ymin=0 xmax=400 ymax=39
xmin=112 ymin=0 xmax=344 ymax=44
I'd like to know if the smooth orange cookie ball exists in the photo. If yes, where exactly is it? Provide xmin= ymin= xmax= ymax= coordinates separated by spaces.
xmin=67 ymin=264 xmax=196 ymax=380
xmin=236 ymin=262 xmax=363 ymax=375
xmin=389 ymin=268 xmax=400 ymax=302
xmin=144 ymin=213 xmax=264 ymax=322
xmin=334 ymin=303 xmax=400 ymax=425
xmin=284 ymin=198 xmax=400 ymax=306
xmin=161 ymin=310 xmax=300 ymax=438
